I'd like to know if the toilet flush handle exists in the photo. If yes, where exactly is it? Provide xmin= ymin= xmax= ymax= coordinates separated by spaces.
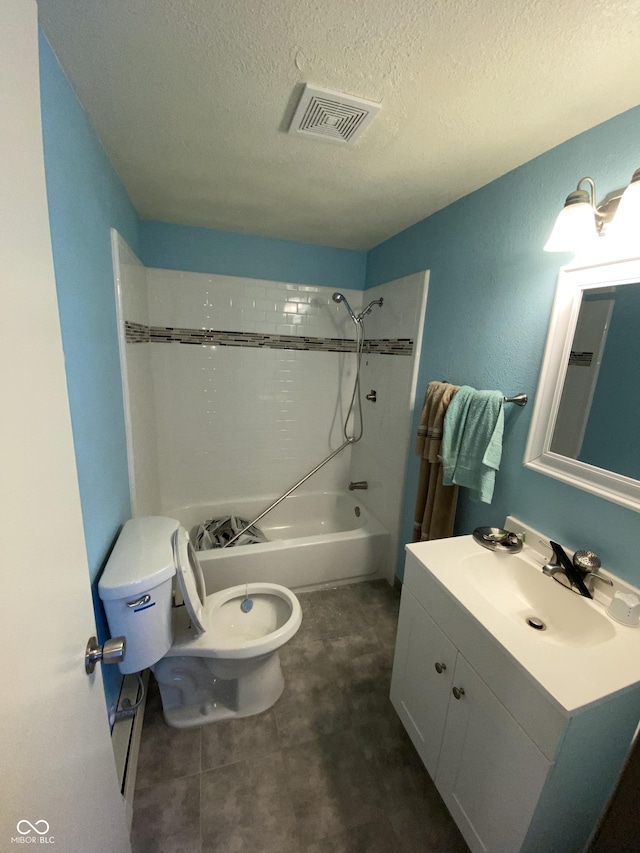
xmin=85 ymin=636 xmax=126 ymax=675
xmin=126 ymin=594 xmax=151 ymax=608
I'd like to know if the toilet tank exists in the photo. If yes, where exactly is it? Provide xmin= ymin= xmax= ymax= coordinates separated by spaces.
xmin=98 ymin=516 xmax=179 ymax=674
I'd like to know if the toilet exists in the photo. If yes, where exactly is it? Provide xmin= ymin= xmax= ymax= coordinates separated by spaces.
xmin=98 ymin=516 xmax=302 ymax=728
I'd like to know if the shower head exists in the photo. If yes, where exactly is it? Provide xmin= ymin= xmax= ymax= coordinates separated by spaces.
xmin=358 ymin=297 xmax=384 ymax=320
xmin=332 ymin=292 xmax=358 ymax=325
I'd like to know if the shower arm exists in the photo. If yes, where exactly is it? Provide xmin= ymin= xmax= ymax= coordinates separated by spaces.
xmin=223 ymin=438 xmax=354 ymax=548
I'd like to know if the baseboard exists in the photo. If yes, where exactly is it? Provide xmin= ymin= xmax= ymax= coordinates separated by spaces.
xmin=111 ymin=671 xmax=149 ymax=830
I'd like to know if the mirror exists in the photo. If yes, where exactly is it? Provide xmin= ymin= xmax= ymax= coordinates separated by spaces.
xmin=524 ymin=252 xmax=640 ymax=512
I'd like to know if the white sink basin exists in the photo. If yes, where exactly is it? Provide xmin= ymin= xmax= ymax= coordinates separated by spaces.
xmin=406 ymin=529 xmax=640 ymax=710
xmin=462 ymin=551 xmax=616 ymax=646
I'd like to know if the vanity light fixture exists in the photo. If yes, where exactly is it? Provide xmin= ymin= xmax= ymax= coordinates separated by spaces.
xmin=607 ymin=167 xmax=640 ymax=241
xmin=544 ymin=168 xmax=640 ymax=252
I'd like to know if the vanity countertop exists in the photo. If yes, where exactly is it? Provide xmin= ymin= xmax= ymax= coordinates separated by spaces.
xmin=406 ymin=526 xmax=640 ymax=712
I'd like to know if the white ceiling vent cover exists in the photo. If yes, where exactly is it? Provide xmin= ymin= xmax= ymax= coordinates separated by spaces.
xmin=289 ymin=84 xmax=381 ymax=145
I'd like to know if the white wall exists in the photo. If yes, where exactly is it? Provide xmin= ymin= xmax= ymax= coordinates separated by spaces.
xmin=112 ymin=232 xmax=160 ymax=516
xmin=146 ymin=269 xmax=364 ymax=511
xmin=151 ymin=343 xmax=356 ymax=509
xmin=350 ymin=272 xmax=429 ymax=571
xmin=147 ymin=268 xmax=362 ymax=338
xmin=114 ymin=243 xmax=427 ymax=580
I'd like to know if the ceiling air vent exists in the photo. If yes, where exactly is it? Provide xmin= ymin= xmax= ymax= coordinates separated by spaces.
xmin=289 ymin=84 xmax=381 ymax=146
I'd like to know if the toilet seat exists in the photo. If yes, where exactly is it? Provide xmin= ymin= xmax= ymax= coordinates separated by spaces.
xmin=167 ymin=580 xmax=302 ymax=659
xmin=172 ymin=526 xmax=207 ymax=634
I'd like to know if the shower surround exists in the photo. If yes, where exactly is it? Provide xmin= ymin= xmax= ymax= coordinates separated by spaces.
xmin=112 ymin=230 xmax=427 ymax=583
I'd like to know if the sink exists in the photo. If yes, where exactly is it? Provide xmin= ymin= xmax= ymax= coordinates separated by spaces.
xmin=406 ymin=523 xmax=640 ymax=713
xmin=462 ymin=551 xmax=616 ymax=646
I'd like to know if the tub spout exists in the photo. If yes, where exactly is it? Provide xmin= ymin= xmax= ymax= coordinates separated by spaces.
xmin=349 ymin=481 xmax=368 ymax=490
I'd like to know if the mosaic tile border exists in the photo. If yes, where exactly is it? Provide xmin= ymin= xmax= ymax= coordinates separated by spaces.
xmin=124 ymin=321 xmax=150 ymax=343
xmin=125 ymin=321 xmax=413 ymax=356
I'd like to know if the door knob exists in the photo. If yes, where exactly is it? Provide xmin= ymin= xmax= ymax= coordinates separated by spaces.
xmin=452 ymin=686 xmax=465 ymax=700
xmin=85 ymin=636 xmax=126 ymax=674
xmin=434 ymin=662 xmax=447 ymax=674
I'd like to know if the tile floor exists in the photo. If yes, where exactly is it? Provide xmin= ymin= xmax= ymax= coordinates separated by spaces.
xmin=131 ymin=580 xmax=469 ymax=852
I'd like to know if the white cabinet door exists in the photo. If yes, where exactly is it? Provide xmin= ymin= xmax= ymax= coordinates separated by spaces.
xmin=390 ymin=588 xmax=456 ymax=776
xmin=436 ymin=654 xmax=551 ymax=853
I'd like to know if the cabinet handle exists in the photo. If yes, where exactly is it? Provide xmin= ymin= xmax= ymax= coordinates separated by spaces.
xmin=452 ymin=686 xmax=465 ymax=700
xmin=434 ymin=662 xmax=447 ymax=674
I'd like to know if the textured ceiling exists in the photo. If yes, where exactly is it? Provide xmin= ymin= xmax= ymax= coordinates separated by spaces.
xmin=38 ymin=0 xmax=640 ymax=250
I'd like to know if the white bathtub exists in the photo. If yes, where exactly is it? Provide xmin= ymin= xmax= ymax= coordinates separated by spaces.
xmin=165 ymin=491 xmax=391 ymax=593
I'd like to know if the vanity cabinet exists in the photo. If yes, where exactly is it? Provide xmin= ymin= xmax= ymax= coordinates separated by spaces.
xmin=392 ymin=586 xmax=551 ymax=852
xmin=390 ymin=586 xmax=456 ymax=776
xmin=436 ymin=652 xmax=551 ymax=852
xmin=391 ymin=549 xmax=640 ymax=853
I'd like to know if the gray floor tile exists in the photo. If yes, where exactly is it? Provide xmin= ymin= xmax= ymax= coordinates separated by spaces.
xmin=295 ymin=592 xmax=337 ymax=642
xmin=282 ymin=729 xmax=387 ymax=842
xmin=133 ymin=581 xmax=469 ymax=853
xmin=378 ymin=746 xmax=469 ymax=853
xmin=297 ymin=587 xmax=370 ymax=640
xmin=276 ymin=629 xmax=389 ymax=744
xmin=389 ymin=793 xmax=470 ymax=853
xmin=279 ymin=635 xmax=330 ymax=671
xmin=353 ymin=713 xmax=414 ymax=761
xmin=200 ymin=752 xmax=299 ymax=852
xmin=340 ymin=578 xmax=401 ymax=610
xmin=275 ymin=681 xmax=352 ymax=744
xmin=136 ymin=680 xmax=202 ymax=790
xmin=304 ymin=817 xmax=402 ymax=853
xmin=131 ymin=774 xmax=200 ymax=853
xmin=201 ymin=708 xmax=281 ymax=771
xmin=323 ymin=584 xmax=400 ymax=648
xmin=324 ymin=630 xmax=381 ymax=667
xmin=341 ymin=657 xmax=396 ymax=724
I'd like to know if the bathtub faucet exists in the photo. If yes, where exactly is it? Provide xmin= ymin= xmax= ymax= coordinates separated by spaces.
xmin=349 ymin=481 xmax=368 ymax=490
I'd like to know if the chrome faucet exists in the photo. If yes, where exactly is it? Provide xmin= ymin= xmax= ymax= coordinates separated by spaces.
xmin=542 ymin=556 xmax=565 ymax=580
xmin=349 ymin=481 xmax=368 ymax=490
xmin=543 ymin=541 xmax=593 ymax=599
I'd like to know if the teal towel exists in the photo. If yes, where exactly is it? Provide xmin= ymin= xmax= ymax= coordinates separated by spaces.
xmin=441 ymin=386 xmax=504 ymax=503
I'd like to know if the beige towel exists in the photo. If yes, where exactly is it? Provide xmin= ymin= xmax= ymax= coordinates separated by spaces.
xmin=413 ymin=381 xmax=460 ymax=542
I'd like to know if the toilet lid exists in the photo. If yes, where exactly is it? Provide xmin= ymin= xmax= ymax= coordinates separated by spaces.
xmin=172 ymin=527 xmax=207 ymax=634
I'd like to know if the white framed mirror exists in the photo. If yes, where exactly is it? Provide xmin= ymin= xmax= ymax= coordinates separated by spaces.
xmin=524 ymin=251 xmax=640 ymax=512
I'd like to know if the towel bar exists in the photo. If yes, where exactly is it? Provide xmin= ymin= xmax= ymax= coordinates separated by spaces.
xmin=440 ymin=382 xmax=527 ymax=407
xmin=503 ymin=393 xmax=528 ymax=406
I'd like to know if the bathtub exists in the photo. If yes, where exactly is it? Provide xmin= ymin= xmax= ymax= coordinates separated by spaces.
xmin=165 ymin=491 xmax=391 ymax=593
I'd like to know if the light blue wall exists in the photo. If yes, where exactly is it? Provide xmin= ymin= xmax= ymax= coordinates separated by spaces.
xmin=39 ymin=32 xmax=139 ymax=718
xmin=140 ymin=220 xmax=366 ymax=289
xmin=366 ymin=105 xmax=640 ymax=583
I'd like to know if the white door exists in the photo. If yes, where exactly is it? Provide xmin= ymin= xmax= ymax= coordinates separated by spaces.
xmin=550 ymin=297 xmax=613 ymax=459
xmin=0 ymin=3 xmax=131 ymax=851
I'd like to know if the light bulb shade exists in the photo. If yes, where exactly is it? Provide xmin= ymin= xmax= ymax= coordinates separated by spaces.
xmin=607 ymin=176 xmax=640 ymax=241
xmin=544 ymin=202 xmax=598 ymax=252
